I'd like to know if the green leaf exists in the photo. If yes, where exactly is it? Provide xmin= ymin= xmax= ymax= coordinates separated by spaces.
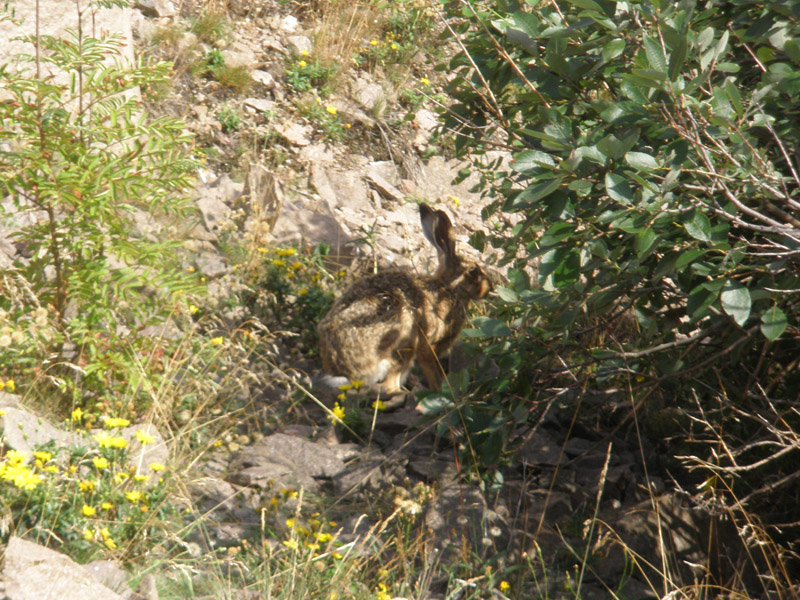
xmin=761 ymin=306 xmax=788 ymax=341
xmin=563 ymin=0 xmax=604 ymax=10
xmin=723 ymin=79 xmax=744 ymax=117
xmin=605 ymin=172 xmax=634 ymax=204
xmin=635 ymin=227 xmax=659 ymax=258
xmin=643 ymin=34 xmax=667 ymax=73
xmin=697 ymin=27 xmax=715 ymax=51
xmin=685 ymin=213 xmax=712 ymax=242
xmin=674 ymin=248 xmax=708 ymax=269
xmin=495 ymin=286 xmax=519 ymax=303
xmin=687 ymin=283 xmax=719 ymax=322
xmin=602 ymin=38 xmax=626 ymax=62
xmin=512 ymin=149 xmax=556 ymax=173
xmin=514 ymin=177 xmax=563 ymax=207
xmin=720 ymin=281 xmax=751 ymax=326
xmin=551 ymin=248 xmax=581 ymax=287
xmin=625 ymin=151 xmax=660 ymax=170
xmin=668 ymin=35 xmax=688 ymax=81
xmin=473 ymin=316 xmax=512 ymax=337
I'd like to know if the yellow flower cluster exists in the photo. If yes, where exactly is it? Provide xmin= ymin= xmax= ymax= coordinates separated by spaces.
xmin=0 ymin=450 xmax=41 ymax=490
xmin=93 ymin=432 xmax=128 ymax=449
xmin=0 ymin=377 xmax=15 ymax=392
xmin=282 ymin=511 xmax=339 ymax=556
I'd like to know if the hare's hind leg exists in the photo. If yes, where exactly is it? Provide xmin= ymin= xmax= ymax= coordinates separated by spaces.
xmin=416 ymin=344 xmax=444 ymax=391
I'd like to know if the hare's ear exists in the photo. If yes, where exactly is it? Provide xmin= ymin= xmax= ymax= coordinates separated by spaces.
xmin=420 ymin=204 xmax=456 ymax=270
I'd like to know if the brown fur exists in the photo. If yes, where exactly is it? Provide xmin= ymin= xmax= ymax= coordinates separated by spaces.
xmin=317 ymin=204 xmax=492 ymax=393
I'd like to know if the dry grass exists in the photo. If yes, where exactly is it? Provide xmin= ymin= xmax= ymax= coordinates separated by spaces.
xmin=313 ymin=0 xmax=382 ymax=89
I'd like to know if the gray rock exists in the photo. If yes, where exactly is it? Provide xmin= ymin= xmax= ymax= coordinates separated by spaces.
xmin=352 ymin=79 xmax=385 ymax=112
xmin=367 ymin=171 xmax=405 ymax=204
xmin=242 ymin=164 xmax=283 ymax=236
xmin=188 ymin=477 xmax=262 ymax=546
xmin=414 ymin=108 xmax=438 ymax=133
xmin=424 ymin=484 xmax=506 ymax=559
xmin=0 ymin=396 xmax=82 ymax=455
xmin=277 ymin=122 xmax=312 ymax=146
xmin=270 ymin=196 xmax=350 ymax=256
xmin=299 ymin=143 xmax=336 ymax=164
xmin=196 ymin=175 xmax=242 ymax=233
xmin=230 ymin=433 xmax=346 ymax=479
xmin=222 ymin=42 xmax=257 ymax=68
xmin=244 ymin=97 xmax=275 ymax=113
xmin=1 ymin=536 xmax=126 ymax=600
xmin=0 ymin=1 xmax=134 ymax=86
xmin=279 ymin=15 xmax=299 ymax=32
xmin=333 ymin=453 xmax=401 ymax=496
xmin=195 ymin=250 xmax=228 ymax=278
xmin=519 ymin=429 xmax=563 ymax=467
xmin=134 ymin=0 xmax=176 ymax=17
xmin=251 ymin=70 xmax=275 ymax=88
xmin=312 ymin=166 xmax=370 ymax=211
xmin=286 ymin=35 xmax=312 ymax=56
xmin=226 ymin=462 xmax=318 ymax=492
xmin=83 ymin=561 xmax=135 ymax=599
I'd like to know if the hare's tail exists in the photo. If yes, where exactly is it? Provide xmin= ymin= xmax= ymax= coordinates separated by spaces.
xmin=317 ymin=374 xmax=351 ymax=389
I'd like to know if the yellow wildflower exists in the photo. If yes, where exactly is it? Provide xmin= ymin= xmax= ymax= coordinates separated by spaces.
xmin=297 ymin=287 xmax=308 ymax=295
xmin=371 ymin=400 xmax=386 ymax=411
xmin=421 ymin=77 xmax=430 ymax=85
xmin=210 ymin=336 xmax=224 ymax=345
xmin=376 ymin=583 xmax=391 ymax=600
xmin=5 ymin=379 xmax=14 ymax=392
xmin=149 ymin=462 xmax=166 ymax=472
xmin=135 ymin=430 xmax=156 ymax=445
xmin=102 ymin=502 xmax=114 ymax=510
xmin=94 ymin=432 xmax=127 ymax=449
xmin=92 ymin=457 xmax=109 ymax=470
xmin=189 ymin=304 xmax=199 ymax=314
xmin=499 ymin=580 xmax=510 ymax=591
xmin=113 ymin=472 xmax=130 ymax=483
xmin=71 ymin=407 xmax=83 ymax=421
xmin=326 ymin=105 xmax=337 ymax=115
xmin=82 ymin=505 xmax=96 ymax=516
xmin=351 ymin=379 xmax=365 ymax=390
xmin=298 ymin=60 xmax=307 ymax=68
xmin=34 ymin=451 xmax=52 ymax=463
xmin=370 ymin=39 xmax=378 ymax=46
xmin=328 ymin=402 xmax=346 ymax=424
xmin=83 ymin=528 xmax=94 ymax=541
xmin=391 ymin=43 xmax=398 ymax=50
xmin=282 ymin=539 xmax=299 ymax=550
xmin=103 ymin=417 xmax=130 ymax=429
xmin=104 ymin=537 xmax=117 ymax=550
xmin=134 ymin=474 xmax=149 ymax=483
xmin=301 ymin=49 xmax=309 ymax=56
xmin=79 ymin=480 xmax=97 ymax=492
xmin=125 ymin=490 xmax=142 ymax=503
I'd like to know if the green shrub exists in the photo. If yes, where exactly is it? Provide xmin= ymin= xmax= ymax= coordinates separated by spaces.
xmin=0 ymin=15 xmax=202 ymax=407
xmin=437 ymin=0 xmax=800 ymax=591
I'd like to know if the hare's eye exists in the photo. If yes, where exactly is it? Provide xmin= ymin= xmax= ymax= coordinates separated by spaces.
xmin=469 ymin=266 xmax=482 ymax=278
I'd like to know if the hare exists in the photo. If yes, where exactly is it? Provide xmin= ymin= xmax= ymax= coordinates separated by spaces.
xmin=318 ymin=203 xmax=492 ymax=394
